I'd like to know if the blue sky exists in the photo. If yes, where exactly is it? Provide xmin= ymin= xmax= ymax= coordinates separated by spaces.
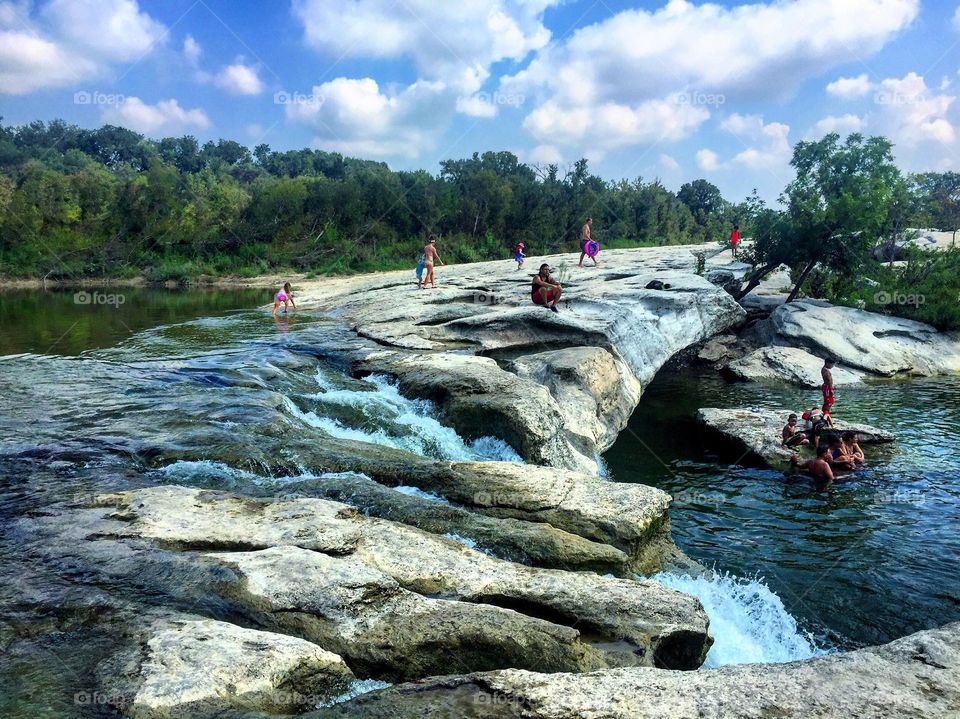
xmin=2 ymin=0 xmax=959 ymax=202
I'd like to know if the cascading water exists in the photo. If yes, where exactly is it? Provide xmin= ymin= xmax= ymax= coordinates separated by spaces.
xmin=652 ymin=571 xmax=827 ymax=667
xmin=285 ymin=369 xmax=522 ymax=462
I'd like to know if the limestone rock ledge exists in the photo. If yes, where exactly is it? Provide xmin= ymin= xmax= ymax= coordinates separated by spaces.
xmin=319 ymin=622 xmax=960 ymax=719
xmin=98 ymin=617 xmax=354 ymax=718
xmin=697 ymin=407 xmax=895 ymax=467
xmin=293 ymin=247 xmax=747 ymax=472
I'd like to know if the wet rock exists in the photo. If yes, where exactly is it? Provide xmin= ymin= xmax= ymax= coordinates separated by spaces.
xmin=100 ymin=617 xmax=353 ymax=718
xmin=275 ymin=471 xmax=630 ymax=573
xmin=697 ymin=407 xmax=895 ymax=467
xmin=83 ymin=486 xmax=713 ymax=670
xmin=766 ymin=300 xmax=960 ymax=377
xmin=206 ymin=546 xmax=606 ymax=680
xmin=723 ymin=346 xmax=866 ymax=388
xmin=321 ymin=622 xmax=960 ymax=719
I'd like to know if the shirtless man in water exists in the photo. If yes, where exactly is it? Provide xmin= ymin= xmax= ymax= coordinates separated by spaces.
xmin=578 ymin=217 xmax=597 ymax=267
xmin=791 ymin=445 xmax=835 ymax=481
xmin=422 ymin=234 xmax=445 ymax=289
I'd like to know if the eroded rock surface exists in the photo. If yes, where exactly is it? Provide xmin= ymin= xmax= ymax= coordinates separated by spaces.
xmin=765 ymin=300 xmax=960 ymax=377
xmin=321 ymin=622 xmax=960 ymax=719
xmin=724 ymin=346 xmax=866 ymax=387
xmin=697 ymin=408 xmax=895 ymax=467
xmin=100 ymin=617 xmax=353 ymax=718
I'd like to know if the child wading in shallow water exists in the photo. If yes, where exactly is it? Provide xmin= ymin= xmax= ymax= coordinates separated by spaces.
xmin=273 ymin=282 xmax=296 ymax=317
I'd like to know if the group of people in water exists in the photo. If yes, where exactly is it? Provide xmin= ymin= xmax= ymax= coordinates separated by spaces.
xmin=782 ymin=358 xmax=866 ymax=481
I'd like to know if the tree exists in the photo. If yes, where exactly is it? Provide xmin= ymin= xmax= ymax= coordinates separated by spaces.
xmin=740 ymin=133 xmax=905 ymax=302
xmin=914 ymin=171 xmax=960 ymax=243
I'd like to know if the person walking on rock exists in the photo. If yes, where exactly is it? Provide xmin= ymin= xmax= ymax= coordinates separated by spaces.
xmin=729 ymin=224 xmax=741 ymax=259
xmin=422 ymin=234 xmax=445 ymax=289
xmin=578 ymin=217 xmax=598 ymax=267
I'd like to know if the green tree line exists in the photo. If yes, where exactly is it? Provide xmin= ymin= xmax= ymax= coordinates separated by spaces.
xmin=0 ymin=119 xmax=744 ymax=282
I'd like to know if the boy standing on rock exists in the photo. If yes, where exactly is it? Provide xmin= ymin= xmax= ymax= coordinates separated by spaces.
xmin=821 ymin=358 xmax=836 ymax=413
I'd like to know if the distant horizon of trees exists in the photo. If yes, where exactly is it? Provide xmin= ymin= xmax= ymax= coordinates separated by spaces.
xmin=0 ymin=119 xmax=956 ymax=297
xmin=0 ymin=118 xmax=757 ymax=282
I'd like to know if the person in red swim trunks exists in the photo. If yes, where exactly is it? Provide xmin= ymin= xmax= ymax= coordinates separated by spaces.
xmin=532 ymin=263 xmax=562 ymax=313
xmin=821 ymin=357 xmax=836 ymax=412
xmin=729 ymin=224 xmax=740 ymax=258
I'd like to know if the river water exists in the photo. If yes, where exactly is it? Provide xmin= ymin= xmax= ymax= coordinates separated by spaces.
xmin=1 ymin=288 xmax=958 ymax=712
xmin=605 ymin=369 xmax=960 ymax=662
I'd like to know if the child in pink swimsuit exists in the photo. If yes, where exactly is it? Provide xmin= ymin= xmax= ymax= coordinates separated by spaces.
xmin=272 ymin=282 xmax=296 ymax=317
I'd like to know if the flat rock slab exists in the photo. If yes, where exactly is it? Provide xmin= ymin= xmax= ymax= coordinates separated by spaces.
xmin=767 ymin=300 xmax=960 ymax=377
xmin=101 ymin=617 xmax=353 ymax=718
xmin=321 ymin=622 xmax=960 ymax=719
xmin=697 ymin=408 xmax=895 ymax=467
xmin=724 ymin=346 xmax=867 ymax=388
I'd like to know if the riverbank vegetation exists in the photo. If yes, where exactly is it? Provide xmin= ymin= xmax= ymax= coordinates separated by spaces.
xmin=0 ymin=119 xmax=740 ymax=282
xmin=0 ymin=120 xmax=957 ymax=327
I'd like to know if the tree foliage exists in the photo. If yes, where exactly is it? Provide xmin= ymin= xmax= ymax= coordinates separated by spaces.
xmin=0 ymin=120 xmax=734 ymax=280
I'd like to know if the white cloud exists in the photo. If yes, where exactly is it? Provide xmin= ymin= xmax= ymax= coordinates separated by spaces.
xmin=43 ymin=0 xmax=166 ymax=62
xmin=503 ymin=0 xmax=914 ymax=161
xmin=826 ymin=74 xmax=872 ymax=99
xmin=455 ymin=94 xmax=497 ymax=118
xmin=182 ymin=35 xmax=201 ymax=65
xmin=659 ymin=153 xmax=680 ymax=172
xmin=0 ymin=0 xmax=166 ymax=94
xmin=874 ymin=72 xmax=956 ymax=146
xmin=696 ymin=149 xmax=720 ymax=171
xmin=722 ymin=114 xmax=792 ymax=170
xmin=523 ymin=97 xmax=709 ymax=154
xmin=293 ymin=0 xmax=554 ymax=93
xmin=285 ymin=77 xmax=448 ymax=159
xmin=103 ymin=96 xmax=210 ymax=134
xmin=0 ymin=29 xmax=96 ymax=93
xmin=215 ymin=63 xmax=263 ymax=96
xmin=811 ymin=113 xmax=865 ymax=137
xmin=527 ymin=144 xmax=562 ymax=165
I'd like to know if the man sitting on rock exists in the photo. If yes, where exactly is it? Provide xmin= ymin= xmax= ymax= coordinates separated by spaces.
xmin=532 ymin=263 xmax=562 ymax=313
xmin=791 ymin=445 xmax=835 ymax=481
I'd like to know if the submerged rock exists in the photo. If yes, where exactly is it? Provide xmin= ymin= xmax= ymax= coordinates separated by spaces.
xmin=724 ymin=346 xmax=867 ymax=388
xmin=697 ymin=407 xmax=895 ymax=467
xmin=320 ymin=622 xmax=960 ymax=719
xmin=100 ymin=617 xmax=353 ymax=718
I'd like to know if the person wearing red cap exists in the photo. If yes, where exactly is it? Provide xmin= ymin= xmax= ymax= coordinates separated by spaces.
xmin=514 ymin=242 xmax=526 ymax=270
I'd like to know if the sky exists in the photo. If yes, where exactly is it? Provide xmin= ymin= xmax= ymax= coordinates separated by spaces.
xmin=1 ymin=0 xmax=959 ymax=203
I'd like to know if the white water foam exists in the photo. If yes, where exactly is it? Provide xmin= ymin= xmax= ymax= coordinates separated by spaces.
xmin=393 ymin=485 xmax=451 ymax=505
xmin=317 ymin=679 xmax=392 ymax=708
xmin=154 ymin=459 xmax=259 ymax=486
xmin=286 ymin=371 xmax=522 ymax=463
xmin=653 ymin=571 xmax=827 ymax=668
